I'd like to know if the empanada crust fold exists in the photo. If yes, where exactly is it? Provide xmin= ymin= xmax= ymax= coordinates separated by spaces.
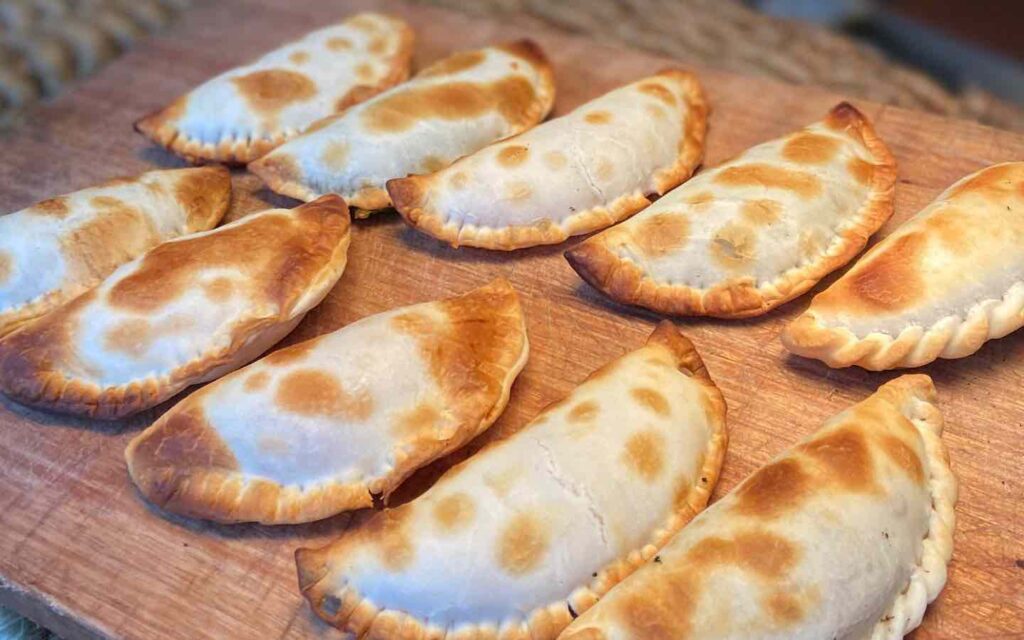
xmin=389 ymin=69 xmax=708 ymax=251
xmin=558 ymin=374 xmax=956 ymax=640
xmin=134 ymin=13 xmax=415 ymax=165
xmin=0 ymin=195 xmax=350 ymax=419
xmin=566 ymin=102 xmax=897 ymax=318
xmin=0 ymin=167 xmax=231 ymax=337
xmin=249 ymin=39 xmax=556 ymax=211
xmin=783 ymin=161 xmax=1024 ymax=369
xmin=294 ymin=322 xmax=727 ymax=640
xmin=124 ymin=279 xmax=529 ymax=524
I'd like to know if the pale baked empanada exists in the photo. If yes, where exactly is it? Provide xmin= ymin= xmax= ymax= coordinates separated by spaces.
xmin=783 ymin=162 xmax=1024 ymax=369
xmin=125 ymin=279 xmax=529 ymax=524
xmin=389 ymin=70 xmax=708 ymax=250
xmin=135 ymin=13 xmax=414 ymax=164
xmin=567 ymin=103 xmax=896 ymax=318
xmin=0 ymin=167 xmax=230 ymax=338
xmin=560 ymin=374 xmax=956 ymax=640
xmin=250 ymin=41 xmax=555 ymax=213
xmin=295 ymin=322 xmax=727 ymax=639
xmin=0 ymin=195 xmax=350 ymax=419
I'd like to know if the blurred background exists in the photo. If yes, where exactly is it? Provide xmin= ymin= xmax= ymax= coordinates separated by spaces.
xmin=2 ymin=0 xmax=1023 ymax=131
xmin=0 ymin=0 xmax=1021 ymax=637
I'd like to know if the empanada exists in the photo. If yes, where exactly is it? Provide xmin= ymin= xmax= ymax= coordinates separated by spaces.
xmin=560 ymin=374 xmax=956 ymax=640
xmin=0 ymin=195 xmax=350 ymax=419
xmin=295 ymin=322 xmax=727 ymax=639
xmin=783 ymin=162 xmax=1024 ymax=369
xmin=250 ymin=40 xmax=556 ymax=212
xmin=0 ymin=167 xmax=230 ymax=338
xmin=135 ymin=13 xmax=414 ymax=164
xmin=125 ymin=279 xmax=529 ymax=524
xmin=389 ymin=70 xmax=708 ymax=250
xmin=566 ymin=103 xmax=896 ymax=318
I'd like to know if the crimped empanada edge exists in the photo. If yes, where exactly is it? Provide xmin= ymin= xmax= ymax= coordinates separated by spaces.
xmin=133 ymin=17 xmax=415 ymax=165
xmin=870 ymin=375 xmax=957 ymax=637
xmin=390 ymin=70 xmax=706 ymax=251
xmin=566 ymin=101 xmax=897 ymax=318
xmin=0 ymin=197 xmax=351 ymax=420
xmin=294 ymin=323 xmax=728 ymax=640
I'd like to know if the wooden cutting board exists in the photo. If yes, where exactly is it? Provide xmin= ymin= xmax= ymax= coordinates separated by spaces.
xmin=1 ymin=1 xmax=1022 ymax=638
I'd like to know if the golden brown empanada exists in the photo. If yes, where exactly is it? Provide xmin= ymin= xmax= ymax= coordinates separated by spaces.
xmin=783 ymin=162 xmax=1024 ymax=369
xmin=125 ymin=279 xmax=529 ymax=524
xmin=250 ymin=41 xmax=555 ymax=212
xmin=389 ymin=70 xmax=707 ymax=250
xmin=0 ymin=167 xmax=230 ymax=337
xmin=135 ymin=13 xmax=414 ymax=164
xmin=560 ymin=375 xmax=956 ymax=640
xmin=567 ymin=103 xmax=896 ymax=318
xmin=0 ymin=195 xmax=350 ymax=419
xmin=295 ymin=322 xmax=727 ymax=639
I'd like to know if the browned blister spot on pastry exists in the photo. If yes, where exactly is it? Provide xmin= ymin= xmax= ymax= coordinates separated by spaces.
xmin=433 ymin=492 xmax=475 ymax=532
xmin=394 ymin=402 xmax=442 ymax=439
xmin=449 ymin=171 xmax=469 ymax=190
xmin=321 ymin=141 xmax=349 ymax=170
xmin=715 ymin=164 xmax=822 ymax=199
xmin=30 ymin=196 xmax=70 ymax=217
xmin=782 ymin=132 xmax=840 ymax=164
xmin=0 ymin=253 xmax=11 ymax=284
xmin=818 ymin=232 xmax=926 ymax=313
xmin=341 ymin=507 xmax=415 ymax=572
xmin=326 ymin=37 xmax=352 ymax=51
xmin=947 ymin=162 xmax=1024 ymax=201
xmin=233 ymin=69 xmax=317 ymax=115
xmin=107 ymin=202 xmax=345 ymax=314
xmin=103 ymin=318 xmax=153 ymax=356
xmin=544 ymin=150 xmax=567 ymax=170
xmin=63 ymin=199 xmax=155 ymax=281
xmin=690 ymin=531 xmax=800 ymax=577
xmin=848 ymin=157 xmax=875 ymax=186
xmin=420 ymin=155 xmax=446 ymax=173
xmin=253 ymin=153 xmax=302 ymax=185
xmin=368 ymin=35 xmax=389 ymax=55
xmin=647 ymin=104 xmax=667 ymax=120
xmin=631 ymin=387 xmax=670 ymax=416
xmin=567 ymin=400 xmax=599 ymax=423
xmin=798 ymin=426 xmax=879 ymax=494
xmin=419 ymin=50 xmax=486 ymax=78
xmin=263 ymin=339 xmax=316 ymax=367
xmin=504 ymin=181 xmax=532 ymax=202
xmin=289 ymin=51 xmax=310 ymax=65
xmin=878 ymin=433 xmax=924 ymax=484
xmin=741 ymin=199 xmax=782 ymax=225
xmin=243 ymin=370 xmax=270 ymax=392
xmin=685 ymin=191 xmax=715 ymax=211
xmin=622 ymin=429 xmax=666 ymax=482
xmin=173 ymin=167 xmax=231 ymax=229
xmin=733 ymin=458 xmax=811 ymax=519
xmin=638 ymin=82 xmax=676 ymax=106
xmin=202 ymin=276 xmax=234 ymax=302
xmin=497 ymin=512 xmax=549 ymax=576
xmin=711 ymin=222 xmax=757 ymax=268
xmin=585 ymin=110 xmax=613 ymax=125
xmin=632 ymin=212 xmax=689 ymax=257
xmin=497 ymin=145 xmax=529 ymax=167
xmin=483 ymin=467 xmax=519 ymax=497
xmin=362 ymin=77 xmax=537 ymax=133
xmin=276 ymin=368 xmax=373 ymax=420
xmin=763 ymin=591 xmax=807 ymax=626
xmin=497 ymin=39 xmax=548 ymax=69
xmin=595 ymin=158 xmax=615 ymax=183
xmin=355 ymin=63 xmax=375 ymax=83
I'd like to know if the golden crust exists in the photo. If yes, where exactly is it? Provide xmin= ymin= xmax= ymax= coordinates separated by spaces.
xmin=125 ymin=279 xmax=530 ymax=524
xmin=388 ymin=70 xmax=707 ymax=251
xmin=134 ymin=16 xmax=415 ymax=165
xmin=294 ymin=323 xmax=728 ymax=639
xmin=0 ymin=167 xmax=231 ymax=338
xmin=251 ymin=39 xmax=557 ymax=212
xmin=0 ymin=195 xmax=351 ymax=419
xmin=783 ymin=162 xmax=1024 ymax=369
xmin=566 ymin=102 xmax=896 ymax=318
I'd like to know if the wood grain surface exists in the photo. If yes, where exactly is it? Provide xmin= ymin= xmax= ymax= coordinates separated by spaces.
xmin=0 ymin=1 xmax=1022 ymax=638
